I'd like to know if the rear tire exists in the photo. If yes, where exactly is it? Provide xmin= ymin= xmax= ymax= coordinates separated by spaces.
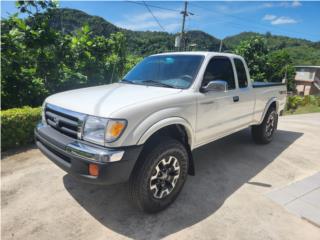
xmin=252 ymin=107 xmax=278 ymax=144
xmin=129 ymin=137 xmax=188 ymax=213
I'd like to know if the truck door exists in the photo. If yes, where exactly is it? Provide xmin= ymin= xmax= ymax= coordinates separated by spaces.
xmin=196 ymin=56 xmax=243 ymax=146
xmin=233 ymin=58 xmax=255 ymax=126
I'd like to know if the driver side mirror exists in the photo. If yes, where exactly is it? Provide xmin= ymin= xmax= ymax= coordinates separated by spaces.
xmin=200 ymin=80 xmax=228 ymax=93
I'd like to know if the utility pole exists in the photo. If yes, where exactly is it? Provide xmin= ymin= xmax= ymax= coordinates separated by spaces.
xmin=179 ymin=1 xmax=189 ymax=51
xmin=219 ymin=39 xmax=223 ymax=52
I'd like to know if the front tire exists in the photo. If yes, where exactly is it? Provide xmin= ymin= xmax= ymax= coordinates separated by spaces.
xmin=129 ymin=138 xmax=189 ymax=213
xmin=252 ymin=107 xmax=278 ymax=144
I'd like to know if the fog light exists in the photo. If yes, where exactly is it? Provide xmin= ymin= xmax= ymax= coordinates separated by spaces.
xmin=89 ymin=163 xmax=99 ymax=176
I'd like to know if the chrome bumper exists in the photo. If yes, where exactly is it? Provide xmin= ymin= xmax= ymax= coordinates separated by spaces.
xmin=36 ymin=123 xmax=124 ymax=163
xmin=65 ymin=141 xmax=124 ymax=163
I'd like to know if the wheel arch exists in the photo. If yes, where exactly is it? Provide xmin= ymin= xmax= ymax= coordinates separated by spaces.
xmin=137 ymin=118 xmax=195 ymax=175
xmin=137 ymin=117 xmax=194 ymax=148
xmin=258 ymin=98 xmax=279 ymax=125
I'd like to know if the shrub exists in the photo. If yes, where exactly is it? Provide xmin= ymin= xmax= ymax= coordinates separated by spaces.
xmin=316 ymin=96 xmax=320 ymax=106
xmin=285 ymin=95 xmax=320 ymax=115
xmin=1 ymin=107 xmax=41 ymax=151
xmin=286 ymin=95 xmax=303 ymax=110
xmin=302 ymin=95 xmax=317 ymax=106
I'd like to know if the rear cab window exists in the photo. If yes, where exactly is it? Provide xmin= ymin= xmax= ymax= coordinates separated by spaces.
xmin=234 ymin=58 xmax=248 ymax=88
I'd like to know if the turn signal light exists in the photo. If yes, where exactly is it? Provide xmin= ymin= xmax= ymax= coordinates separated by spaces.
xmin=109 ymin=122 xmax=125 ymax=137
xmin=89 ymin=163 xmax=99 ymax=176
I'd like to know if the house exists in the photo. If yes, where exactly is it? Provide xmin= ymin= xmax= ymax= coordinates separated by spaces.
xmin=295 ymin=66 xmax=320 ymax=95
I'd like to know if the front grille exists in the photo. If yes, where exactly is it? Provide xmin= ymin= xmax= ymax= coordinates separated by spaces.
xmin=45 ymin=104 xmax=83 ymax=139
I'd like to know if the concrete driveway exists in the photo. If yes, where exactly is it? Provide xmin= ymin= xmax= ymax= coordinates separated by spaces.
xmin=2 ymin=113 xmax=320 ymax=240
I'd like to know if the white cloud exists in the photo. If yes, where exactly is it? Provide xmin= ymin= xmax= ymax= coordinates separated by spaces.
xmin=263 ymin=3 xmax=274 ymax=8
xmin=216 ymin=3 xmax=269 ymax=15
xmin=115 ymin=10 xmax=180 ymax=32
xmin=165 ymin=23 xmax=181 ymax=32
xmin=292 ymin=0 xmax=302 ymax=7
xmin=263 ymin=14 xmax=277 ymax=21
xmin=271 ymin=16 xmax=298 ymax=25
xmin=116 ymin=21 xmax=158 ymax=31
xmin=263 ymin=14 xmax=298 ymax=25
xmin=279 ymin=1 xmax=302 ymax=8
xmin=132 ymin=11 xmax=178 ymax=22
xmin=263 ymin=1 xmax=302 ymax=8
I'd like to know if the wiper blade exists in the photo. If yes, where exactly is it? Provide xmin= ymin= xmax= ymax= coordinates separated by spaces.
xmin=141 ymin=80 xmax=175 ymax=88
xmin=120 ymin=79 xmax=135 ymax=84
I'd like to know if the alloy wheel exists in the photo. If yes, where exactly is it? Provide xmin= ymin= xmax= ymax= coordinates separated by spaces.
xmin=266 ymin=113 xmax=275 ymax=137
xmin=149 ymin=156 xmax=180 ymax=199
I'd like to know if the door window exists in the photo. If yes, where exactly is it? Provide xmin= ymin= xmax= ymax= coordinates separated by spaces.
xmin=234 ymin=58 xmax=248 ymax=88
xmin=202 ymin=57 xmax=235 ymax=90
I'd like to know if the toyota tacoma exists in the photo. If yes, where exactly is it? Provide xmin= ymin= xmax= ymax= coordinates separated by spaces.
xmin=35 ymin=52 xmax=287 ymax=212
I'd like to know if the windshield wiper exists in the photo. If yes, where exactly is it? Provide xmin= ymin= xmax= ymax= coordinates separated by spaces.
xmin=141 ymin=80 xmax=176 ymax=88
xmin=120 ymin=79 xmax=136 ymax=84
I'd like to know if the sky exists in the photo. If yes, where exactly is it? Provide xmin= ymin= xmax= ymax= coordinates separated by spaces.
xmin=1 ymin=1 xmax=320 ymax=41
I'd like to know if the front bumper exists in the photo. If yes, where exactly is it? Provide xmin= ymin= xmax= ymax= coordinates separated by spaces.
xmin=35 ymin=123 xmax=143 ymax=185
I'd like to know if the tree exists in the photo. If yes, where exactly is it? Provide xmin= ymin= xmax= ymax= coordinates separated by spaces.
xmin=234 ymin=37 xmax=269 ymax=82
xmin=1 ymin=15 xmax=50 ymax=108
xmin=1 ymin=0 xmax=135 ymax=109
xmin=266 ymin=50 xmax=295 ymax=91
xmin=15 ymin=0 xmax=58 ymax=15
xmin=234 ymin=37 xmax=295 ymax=91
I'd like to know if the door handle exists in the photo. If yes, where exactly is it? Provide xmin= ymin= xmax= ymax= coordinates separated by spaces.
xmin=233 ymin=96 xmax=239 ymax=102
xmin=200 ymin=100 xmax=214 ymax=105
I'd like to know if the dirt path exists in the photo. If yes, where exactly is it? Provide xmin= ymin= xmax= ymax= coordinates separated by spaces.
xmin=2 ymin=113 xmax=320 ymax=240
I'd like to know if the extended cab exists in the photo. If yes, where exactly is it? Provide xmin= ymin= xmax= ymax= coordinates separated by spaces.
xmin=35 ymin=52 xmax=287 ymax=212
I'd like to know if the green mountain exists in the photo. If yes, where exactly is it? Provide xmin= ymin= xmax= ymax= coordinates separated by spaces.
xmin=42 ymin=8 xmax=320 ymax=65
xmin=43 ymin=8 xmax=222 ymax=55
xmin=224 ymin=32 xmax=320 ymax=65
xmin=224 ymin=31 xmax=312 ymax=49
xmin=42 ymin=8 xmax=120 ymax=36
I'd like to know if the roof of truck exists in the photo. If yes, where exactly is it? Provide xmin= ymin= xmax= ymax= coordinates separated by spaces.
xmin=152 ymin=51 xmax=242 ymax=58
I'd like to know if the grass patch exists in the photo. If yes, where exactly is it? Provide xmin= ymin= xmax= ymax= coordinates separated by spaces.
xmin=284 ymin=104 xmax=320 ymax=115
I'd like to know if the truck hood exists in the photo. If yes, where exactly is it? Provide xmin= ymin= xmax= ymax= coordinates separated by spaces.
xmin=45 ymin=83 xmax=182 ymax=117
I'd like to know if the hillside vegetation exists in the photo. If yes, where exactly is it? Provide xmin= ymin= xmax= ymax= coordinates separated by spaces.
xmin=40 ymin=8 xmax=320 ymax=64
xmin=1 ymin=3 xmax=319 ymax=110
xmin=224 ymin=32 xmax=320 ymax=65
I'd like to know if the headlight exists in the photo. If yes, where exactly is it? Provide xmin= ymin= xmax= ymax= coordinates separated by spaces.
xmin=83 ymin=116 xmax=108 ymax=145
xmin=83 ymin=116 xmax=126 ymax=145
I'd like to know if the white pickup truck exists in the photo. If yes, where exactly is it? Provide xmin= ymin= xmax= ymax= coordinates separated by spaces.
xmin=35 ymin=52 xmax=286 ymax=212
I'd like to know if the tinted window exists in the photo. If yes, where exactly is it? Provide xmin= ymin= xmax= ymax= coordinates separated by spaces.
xmin=234 ymin=59 xmax=248 ymax=88
xmin=202 ymin=57 xmax=235 ymax=90
xmin=124 ymin=55 xmax=204 ymax=89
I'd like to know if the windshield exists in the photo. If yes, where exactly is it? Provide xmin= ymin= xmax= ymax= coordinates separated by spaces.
xmin=123 ymin=55 xmax=204 ymax=89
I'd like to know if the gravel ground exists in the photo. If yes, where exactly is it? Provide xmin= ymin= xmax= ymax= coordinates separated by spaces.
xmin=2 ymin=113 xmax=320 ymax=240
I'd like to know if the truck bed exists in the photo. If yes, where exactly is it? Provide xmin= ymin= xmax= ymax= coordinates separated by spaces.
xmin=252 ymin=82 xmax=287 ymax=124
xmin=252 ymin=82 xmax=286 ymax=88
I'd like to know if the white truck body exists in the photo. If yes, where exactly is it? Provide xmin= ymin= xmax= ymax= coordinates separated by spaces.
xmin=45 ymin=52 xmax=286 ymax=150
xmin=36 ymin=51 xmax=286 ymax=212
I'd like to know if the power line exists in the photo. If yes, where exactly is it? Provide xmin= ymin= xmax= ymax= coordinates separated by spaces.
xmin=126 ymin=1 xmax=180 ymax=13
xmin=191 ymin=2 xmax=319 ymax=39
xmin=189 ymin=2 xmax=319 ymax=39
xmin=142 ymin=1 xmax=166 ymax=31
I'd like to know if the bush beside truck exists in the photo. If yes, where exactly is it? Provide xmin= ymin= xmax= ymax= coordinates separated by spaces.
xmin=1 ymin=107 xmax=41 ymax=151
xmin=285 ymin=95 xmax=320 ymax=115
